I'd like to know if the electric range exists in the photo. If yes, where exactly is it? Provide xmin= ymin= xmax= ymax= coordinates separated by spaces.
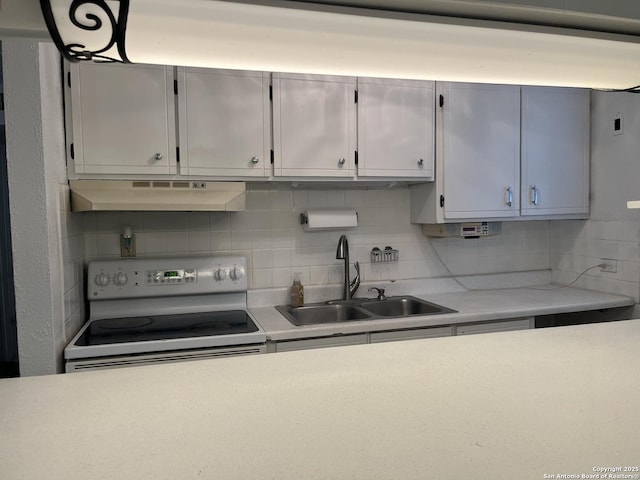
xmin=65 ymin=255 xmax=266 ymax=372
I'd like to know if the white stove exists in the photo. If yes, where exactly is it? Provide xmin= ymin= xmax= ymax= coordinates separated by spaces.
xmin=65 ymin=256 xmax=266 ymax=372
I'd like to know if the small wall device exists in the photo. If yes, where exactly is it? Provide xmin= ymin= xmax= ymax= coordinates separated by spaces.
xmin=422 ymin=222 xmax=502 ymax=238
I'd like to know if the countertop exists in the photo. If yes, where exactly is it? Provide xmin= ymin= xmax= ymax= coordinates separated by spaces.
xmin=251 ymin=284 xmax=635 ymax=341
xmin=1 ymin=319 xmax=639 ymax=480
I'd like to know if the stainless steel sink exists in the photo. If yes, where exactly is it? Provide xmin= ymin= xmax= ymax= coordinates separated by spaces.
xmin=276 ymin=295 xmax=456 ymax=326
xmin=360 ymin=296 xmax=457 ymax=317
xmin=275 ymin=304 xmax=373 ymax=326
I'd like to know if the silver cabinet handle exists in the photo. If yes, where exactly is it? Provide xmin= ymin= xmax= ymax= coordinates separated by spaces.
xmin=417 ymin=159 xmax=424 ymax=167
xmin=505 ymin=186 xmax=513 ymax=207
xmin=250 ymin=156 xmax=259 ymax=164
xmin=338 ymin=158 xmax=346 ymax=166
xmin=153 ymin=153 xmax=163 ymax=161
xmin=531 ymin=185 xmax=539 ymax=206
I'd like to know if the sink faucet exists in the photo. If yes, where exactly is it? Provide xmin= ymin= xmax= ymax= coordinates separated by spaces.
xmin=336 ymin=234 xmax=360 ymax=300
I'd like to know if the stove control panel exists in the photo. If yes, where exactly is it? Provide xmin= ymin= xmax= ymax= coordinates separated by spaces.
xmin=146 ymin=268 xmax=197 ymax=285
xmin=88 ymin=256 xmax=248 ymax=300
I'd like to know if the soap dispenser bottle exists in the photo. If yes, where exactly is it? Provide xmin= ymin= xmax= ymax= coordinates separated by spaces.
xmin=290 ymin=273 xmax=304 ymax=307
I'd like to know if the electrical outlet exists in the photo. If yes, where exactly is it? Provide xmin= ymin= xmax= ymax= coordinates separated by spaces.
xmin=192 ymin=182 xmax=207 ymax=189
xmin=613 ymin=112 xmax=624 ymax=136
xmin=120 ymin=234 xmax=136 ymax=257
xmin=600 ymin=258 xmax=617 ymax=273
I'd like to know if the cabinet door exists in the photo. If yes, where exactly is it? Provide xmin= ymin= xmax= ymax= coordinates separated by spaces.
xmin=357 ymin=78 xmax=435 ymax=178
xmin=68 ymin=62 xmax=176 ymax=175
xmin=178 ymin=68 xmax=271 ymax=177
xmin=455 ymin=318 xmax=533 ymax=335
xmin=273 ymin=73 xmax=356 ymax=177
xmin=439 ymin=83 xmax=520 ymax=219
xmin=521 ymin=87 xmax=590 ymax=216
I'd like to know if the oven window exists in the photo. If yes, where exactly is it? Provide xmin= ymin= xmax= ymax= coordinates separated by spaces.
xmin=75 ymin=311 xmax=259 ymax=345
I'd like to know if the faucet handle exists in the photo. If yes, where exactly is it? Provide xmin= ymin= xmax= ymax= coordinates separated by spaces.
xmin=349 ymin=261 xmax=361 ymax=297
xmin=368 ymin=286 xmax=386 ymax=301
xmin=350 ymin=261 xmax=360 ymax=287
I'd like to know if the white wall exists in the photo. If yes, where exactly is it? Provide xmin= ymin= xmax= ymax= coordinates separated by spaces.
xmin=59 ymin=183 xmax=86 ymax=340
xmin=550 ymin=91 xmax=640 ymax=301
xmin=84 ymin=186 xmax=550 ymax=289
xmin=3 ymin=41 xmax=84 ymax=375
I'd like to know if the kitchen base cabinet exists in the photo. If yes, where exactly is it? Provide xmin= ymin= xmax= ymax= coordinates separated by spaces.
xmin=370 ymin=326 xmax=453 ymax=343
xmin=269 ymin=320 xmax=535 ymax=353
xmin=273 ymin=334 xmax=368 ymax=352
xmin=454 ymin=317 xmax=534 ymax=336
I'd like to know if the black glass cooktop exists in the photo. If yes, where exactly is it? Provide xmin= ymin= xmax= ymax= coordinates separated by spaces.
xmin=74 ymin=310 xmax=259 ymax=346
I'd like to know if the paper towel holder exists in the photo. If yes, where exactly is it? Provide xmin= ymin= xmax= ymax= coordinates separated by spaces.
xmin=300 ymin=208 xmax=358 ymax=230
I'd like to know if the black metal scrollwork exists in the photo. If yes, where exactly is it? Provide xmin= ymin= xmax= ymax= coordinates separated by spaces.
xmin=40 ymin=0 xmax=131 ymax=63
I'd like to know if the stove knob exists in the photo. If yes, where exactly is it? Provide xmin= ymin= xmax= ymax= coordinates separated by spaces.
xmin=114 ymin=272 xmax=128 ymax=286
xmin=95 ymin=273 xmax=110 ymax=287
xmin=229 ymin=266 xmax=244 ymax=281
xmin=214 ymin=268 xmax=227 ymax=281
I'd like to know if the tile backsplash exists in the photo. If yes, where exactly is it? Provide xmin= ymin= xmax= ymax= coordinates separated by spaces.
xmin=550 ymin=220 xmax=640 ymax=302
xmin=83 ymin=186 xmax=550 ymax=289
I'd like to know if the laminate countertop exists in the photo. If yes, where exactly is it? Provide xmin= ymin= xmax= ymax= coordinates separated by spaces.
xmin=251 ymin=284 xmax=635 ymax=341
xmin=1 ymin=319 xmax=639 ymax=480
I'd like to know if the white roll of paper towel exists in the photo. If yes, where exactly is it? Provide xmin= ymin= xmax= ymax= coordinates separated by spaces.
xmin=301 ymin=208 xmax=358 ymax=231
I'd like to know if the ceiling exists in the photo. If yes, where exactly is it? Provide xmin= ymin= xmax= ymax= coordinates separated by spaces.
xmin=6 ymin=0 xmax=640 ymax=88
xmin=3 ymin=1 xmax=640 ymax=40
xmin=257 ymin=0 xmax=640 ymax=37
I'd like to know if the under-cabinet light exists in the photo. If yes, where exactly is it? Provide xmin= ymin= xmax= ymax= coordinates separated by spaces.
xmin=41 ymin=0 xmax=640 ymax=88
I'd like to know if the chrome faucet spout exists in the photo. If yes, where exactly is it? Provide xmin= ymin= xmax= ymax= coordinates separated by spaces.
xmin=336 ymin=235 xmax=360 ymax=300
xmin=336 ymin=234 xmax=349 ymax=260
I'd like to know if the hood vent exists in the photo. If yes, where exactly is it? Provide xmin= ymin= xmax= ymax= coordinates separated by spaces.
xmin=69 ymin=180 xmax=246 ymax=212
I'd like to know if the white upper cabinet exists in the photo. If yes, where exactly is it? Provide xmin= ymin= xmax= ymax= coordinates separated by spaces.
xmin=67 ymin=62 xmax=176 ymax=175
xmin=357 ymin=78 xmax=435 ymax=179
xmin=272 ymin=73 xmax=356 ymax=177
xmin=520 ymin=87 xmax=590 ymax=216
xmin=177 ymin=68 xmax=271 ymax=177
xmin=439 ymin=82 xmax=521 ymax=220
xmin=410 ymin=82 xmax=590 ymax=224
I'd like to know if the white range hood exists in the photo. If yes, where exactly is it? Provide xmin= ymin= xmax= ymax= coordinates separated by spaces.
xmin=69 ymin=180 xmax=246 ymax=212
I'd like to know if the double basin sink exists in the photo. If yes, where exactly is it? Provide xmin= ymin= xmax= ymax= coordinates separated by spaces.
xmin=276 ymin=296 xmax=457 ymax=326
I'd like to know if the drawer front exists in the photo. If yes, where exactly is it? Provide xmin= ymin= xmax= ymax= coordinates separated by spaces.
xmin=275 ymin=334 xmax=368 ymax=352
xmin=370 ymin=326 xmax=453 ymax=343
xmin=455 ymin=318 xmax=533 ymax=336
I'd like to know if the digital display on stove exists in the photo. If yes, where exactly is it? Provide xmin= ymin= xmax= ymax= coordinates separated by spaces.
xmin=74 ymin=311 xmax=259 ymax=346
xmin=164 ymin=270 xmax=180 ymax=277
